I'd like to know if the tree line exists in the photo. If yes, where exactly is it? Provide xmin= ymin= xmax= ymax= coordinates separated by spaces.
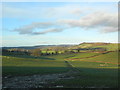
xmin=2 ymin=47 xmax=109 ymax=57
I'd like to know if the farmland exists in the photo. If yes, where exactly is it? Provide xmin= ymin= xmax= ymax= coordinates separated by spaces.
xmin=2 ymin=43 xmax=119 ymax=88
xmin=2 ymin=56 xmax=69 ymax=76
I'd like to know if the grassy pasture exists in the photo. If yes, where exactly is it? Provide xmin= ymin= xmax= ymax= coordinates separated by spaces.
xmin=54 ymin=67 xmax=118 ymax=88
xmin=2 ymin=51 xmax=118 ymax=76
xmin=69 ymin=61 xmax=118 ymax=68
xmin=93 ymin=44 xmax=119 ymax=51
xmin=2 ymin=51 xmax=119 ymax=88
xmin=45 ymin=52 xmax=100 ymax=60
xmin=2 ymin=56 xmax=69 ymax=76
xmin=79 ymin=52 xmax=119 ymax=64
xmin=42 ymin=50 xmax=64 ymax=54
xmin=72 ymin=43 xmax=119 ymax=51
xmin=53 ymin=52 xmax=118 ymax=88
xmin=66 ymin=52 xmax=100 ymax=59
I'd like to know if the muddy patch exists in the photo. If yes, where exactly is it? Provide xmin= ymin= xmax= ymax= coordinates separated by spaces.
xmin=2 ymin=71 xmax=76 ymax=88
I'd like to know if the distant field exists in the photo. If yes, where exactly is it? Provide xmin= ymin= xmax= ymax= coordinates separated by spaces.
xmin=78 ymin=52 xmax=119 ymax=64
xmin=66 ymin=52 xmax=100 ymax=59
xmin=69 ymin=61 xmax=118 ymax=69
xmin=66 ymin=52 xmax=118 ymax=69
xmin=42 ymin=50 xmax=64 ymax=54
xmin=46 ymin=52 xmax=100 ymax=60
xmin=70 ymin=43 xmax=119 ymax=51
xmin=93 ymin=44 xmax=119 ymax=51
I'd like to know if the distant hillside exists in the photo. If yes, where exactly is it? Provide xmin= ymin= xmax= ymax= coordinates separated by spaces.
xmin=2 ymin=42 xmax=119 ymax=51
xmin=2 ymin=45 xmax=74 ymax=50
xmin=69 ymin=42 xmax=119 ymax=51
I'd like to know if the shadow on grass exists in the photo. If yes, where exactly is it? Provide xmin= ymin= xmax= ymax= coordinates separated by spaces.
xmin=65 ymin=55 xmax=76 ymax=58
xmin=2 ymin=66 xmax=70 ymax=76
xmin=54 ymin=67 xmax=118 ymax=88
xmin=2 ymin=54 xmax=56 ymax=60
xmin=2 ymin=66 xmax=118 ymax=88
xmin=2 ymin=66 xmax=118 ymax=77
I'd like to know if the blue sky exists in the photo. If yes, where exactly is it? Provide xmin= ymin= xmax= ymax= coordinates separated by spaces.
xmin=2 ymin=2 xmax=118 ymax=47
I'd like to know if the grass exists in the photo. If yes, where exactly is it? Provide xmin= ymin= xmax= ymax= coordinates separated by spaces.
xmin=79 ymin=52 xmax=119 ymax=64
xmin=2 ymin=51 xmax=119 ymax=88
xmin=71 ymin=43 xmax=119 ymax=51
xmin=45 ymin=52 xmax=100 ymax=60
xmin=67 ymin=52 xmax=100 ymax=59
xmin=3 ymin=66 xmax=69 ymax=76
xmin=53 ymin=52 xmax=118 ymax=88
xmin=42 ymin=51 xmax=55 ymax=53
xmin=93 ymin=44 xmax=119 ymax=51
xmin=2 ymin=55 xmax=69 ymax=76
xmin=69 ymin=61 xmax=118 ymax=68
xmin=54 ymin=68 xmax=118 ymax=88
xmin=42 ymin=50 xmax=64 ymax=54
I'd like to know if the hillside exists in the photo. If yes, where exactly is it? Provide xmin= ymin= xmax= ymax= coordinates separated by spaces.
xmin=2 ymin=45 xmax=74 ymax=50
xmin=68 ymin=42 xmax=119 ymax=51
xmin=2 ymin=42 xmax=119 ymax=88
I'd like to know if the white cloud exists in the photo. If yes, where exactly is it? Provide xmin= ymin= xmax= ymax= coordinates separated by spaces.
xmin=3 ymin=2 xmax=118 ymax=35
xmin=100 ymin=26 xmax=118 ymax=33
xmin=59 ymin=11 xmax=118 ymax=33
xmin=32 ymin=28 xmax=64 ymax=35
xmin=13 ymin=22 xmax=56 ymax=34
xmin=13 ymin=11 xmax=118 ymax=35
xmin=70 ymin=8 xmax=83 ymax=16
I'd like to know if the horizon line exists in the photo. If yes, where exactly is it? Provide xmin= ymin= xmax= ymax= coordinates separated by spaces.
xmin=2 ymin=42 xmax=119 ymax=47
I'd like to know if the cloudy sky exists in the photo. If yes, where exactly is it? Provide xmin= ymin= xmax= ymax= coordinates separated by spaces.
xmin=2 ymin=2 xmax=118 ymax=47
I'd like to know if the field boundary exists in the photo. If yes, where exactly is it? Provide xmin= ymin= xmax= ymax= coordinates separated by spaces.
xmin=66 ymin=52 xmax=110 ymax=60
xmin=65 ymin=52 xmax=119 ymax=64
xmin=64 ymin=60 xmax=81 ymax=72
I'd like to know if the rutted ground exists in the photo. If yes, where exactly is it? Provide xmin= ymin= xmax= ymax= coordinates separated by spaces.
xmin=3 ymin=73 xmax=73 ymax=88
xmin=2 ymin=60 xmax=80 ymax=88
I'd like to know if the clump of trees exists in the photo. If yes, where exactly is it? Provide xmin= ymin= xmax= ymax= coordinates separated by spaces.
xmin=2 ymin=46 xmax=110 ymax=58
xmin=2 ymin=48 xmax=30 ymax=56
xmin=30 ymin=49 xmax=41 ymax=57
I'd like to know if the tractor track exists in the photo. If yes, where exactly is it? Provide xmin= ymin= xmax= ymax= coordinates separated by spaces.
xmin=64 ymin=60 xmax=81 ymax=73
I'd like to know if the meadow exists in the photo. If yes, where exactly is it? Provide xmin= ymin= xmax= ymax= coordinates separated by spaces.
xmin=2 ymin=43 xmax=119 ymax=88
xmin=2 ymin=55 xmax=69 ymax=76
xmin=53 ymin=52 xmax=118 ymax=88
xmin=2 ymin=52 xmax=119 ymax=88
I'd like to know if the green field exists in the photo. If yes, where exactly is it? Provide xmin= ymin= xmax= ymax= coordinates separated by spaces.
xmin=53 ymin=52 xmax=118 ymax=88
xmin=93 ymin=44 xmax=119 ymax=51
xmin=43 ymin=52 xmax=100 ymax=60
xmin=78 ymin=52 xmax=119 ymax=64
xmin=71 ymin=43 xmax=119 ymax=51
xmin=2 ymin=56 xmax=70 ymax=76
xmin=54 ymin=68 xmax=118 ymax=88
xmin=2 ymin=50 xmax=119 ymax=88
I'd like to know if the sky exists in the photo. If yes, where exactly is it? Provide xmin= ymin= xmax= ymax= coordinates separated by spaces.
xmin=1 ymin=2 xmax=118 ymax=47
